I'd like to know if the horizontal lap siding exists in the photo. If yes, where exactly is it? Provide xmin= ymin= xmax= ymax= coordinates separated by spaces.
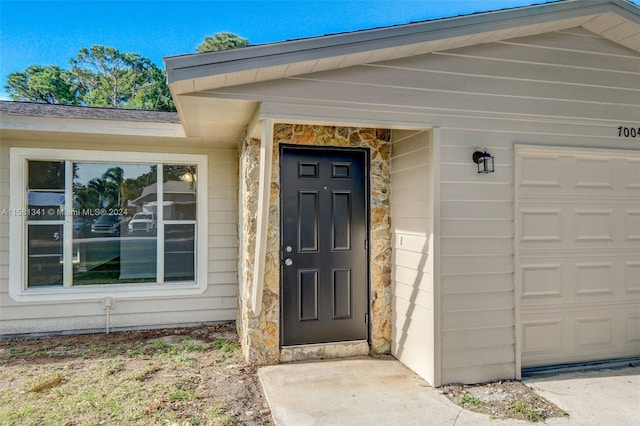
xmin=0 ymin=143 xmax=8 ymax=322
xmin=0 ymin=139 xmax=238 ymax=335
xmin=211 ymin=28 xmax=639 ymax=384
xmin=434 ymin=31 xmax=639 ymax=384
xmin=390 ymin=130 xmax=436 ymax=384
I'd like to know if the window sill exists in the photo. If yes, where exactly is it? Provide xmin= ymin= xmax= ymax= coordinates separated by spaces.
xmin=9 ymin=282 xmax=207 ymax=303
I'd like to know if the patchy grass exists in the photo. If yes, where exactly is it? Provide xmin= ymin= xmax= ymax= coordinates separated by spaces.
xmin=213 ymin=338 xmax=239 ymax=354
xmin=0 ymin=323 xmax=272 ymax=425
xmin=210 ymin=405 xmax=237 ymax=425
xmin=441 ymin=380 xmax=569 ymax=423
xmin=510 ymin=398 xmax=544 ymax=422
xmin=460 ymin=393 xmax=486 ymax=413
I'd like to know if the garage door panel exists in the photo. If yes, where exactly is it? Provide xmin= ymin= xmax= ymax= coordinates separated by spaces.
xmin=518 ymin=156 xmax=639 ymax=196
xmin=518 ymin=201 xmax=639 ymax=249
xmin=519 ymin=155 xmax=562 ymax=188
xmin=521 ymin=263 xmax=562 ymax=298
xmin=519 ymin=208 xmax=563 ymax=243
xmin=575 ymin=316 xmax=613 ymax=351
xmin=574 ymin=209 xmax=614 ymax=243
xmin=520 ymin=254 xmax=635 ymax=306
xmin=574 ymin=261 xmax=615 ymax=296
xmin=622 ymin=159 xmax=640 ymax=190
xmin=517 ymin=146 xmax=640 ymax=368
xmin=626 ymin=315 xmax=640 ymax=345
xmin=625 ymin=210 xmax=640 ymax=241
xmin=521 ymin=318 xmax=564 ymax=355
xmin=573 ymin=157 xmax=614 ymax=189
xmin=521 ymin=306 xmax=640 ymax=367
xmin=625 ymin=261 xmax=640 ymax=293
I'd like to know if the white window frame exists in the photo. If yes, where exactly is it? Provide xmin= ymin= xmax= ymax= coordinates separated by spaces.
xmin=9 ymin=147 xmax=208 ymax=302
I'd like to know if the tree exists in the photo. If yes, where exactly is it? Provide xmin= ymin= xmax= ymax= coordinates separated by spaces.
xmin=70 ymin=45 xmax=175 ymax=111
xmin=5 ymin=65 xmax=78 ymax=104
xmin=126 ymin=64 xmax=175 ymax=111
xmin=4 ymin=32 xmax=250 ymax=111
xmin=196 ymin=32 xmax=249 ymax=53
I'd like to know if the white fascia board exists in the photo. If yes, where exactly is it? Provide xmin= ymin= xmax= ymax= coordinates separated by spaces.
xmin=164 ymin=1 xmax=637 ymax=89
xmin=1 ymin=114 xmax=186 ymax=139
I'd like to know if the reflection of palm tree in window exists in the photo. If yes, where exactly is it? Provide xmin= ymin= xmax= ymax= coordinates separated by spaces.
xmin=73 ymin=186 xmax=99 ymax=211
xmin=88 ymin=175 xmax=119 ymax=209
xmin=102 ymin=166 xmax=124 ymax=207
xmin=80 ymin=166 xmax=124 ymax=209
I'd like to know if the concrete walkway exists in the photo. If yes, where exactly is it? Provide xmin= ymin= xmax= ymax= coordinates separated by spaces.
xmin=525 ymin=366 xmax=640 ymax=426
xmin=258 ymin=356 xmax=640 ymax=426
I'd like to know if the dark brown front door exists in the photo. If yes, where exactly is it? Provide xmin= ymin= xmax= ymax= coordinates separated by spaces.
xmin=280 ymin=145 xmax=369 ymax=346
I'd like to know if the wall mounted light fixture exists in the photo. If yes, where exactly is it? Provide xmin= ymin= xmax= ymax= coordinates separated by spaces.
xmin=472 ymin=148 xmax=495 ymax=174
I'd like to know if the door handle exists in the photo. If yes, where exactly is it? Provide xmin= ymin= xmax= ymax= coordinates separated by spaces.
xmin=284 ymin=258 xmax=293 ymax=266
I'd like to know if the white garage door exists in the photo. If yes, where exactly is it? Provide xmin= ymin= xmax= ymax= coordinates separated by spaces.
xmin=516 ymin=145 xmax=640 ymax=368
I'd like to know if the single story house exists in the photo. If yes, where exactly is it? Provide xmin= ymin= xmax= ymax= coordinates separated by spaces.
xmin=1 ymin=0 xmax=639 ymax=386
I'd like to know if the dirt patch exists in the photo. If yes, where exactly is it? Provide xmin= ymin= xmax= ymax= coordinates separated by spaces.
xmin=0 ymin=323 xmax=273 ymax=425
xmin=440 ymin=380 xmax=569 ymax=423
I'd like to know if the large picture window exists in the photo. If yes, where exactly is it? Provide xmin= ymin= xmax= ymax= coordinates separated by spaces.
xmin=10 ymin=148 xmax=207 ymax=301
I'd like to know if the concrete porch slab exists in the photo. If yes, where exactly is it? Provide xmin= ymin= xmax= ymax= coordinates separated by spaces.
xmin=258 ymin=357 xmax=640 ymax=426
xmin=258 ymin=356 xmax=512 ymax=425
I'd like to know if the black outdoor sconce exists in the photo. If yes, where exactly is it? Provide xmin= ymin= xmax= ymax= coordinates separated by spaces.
xmin=472 ymin=148 xmax=495 ymax=174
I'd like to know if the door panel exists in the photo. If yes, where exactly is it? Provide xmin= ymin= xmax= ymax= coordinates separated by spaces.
xmin=281 ymin=146 xmax=369 ymax=346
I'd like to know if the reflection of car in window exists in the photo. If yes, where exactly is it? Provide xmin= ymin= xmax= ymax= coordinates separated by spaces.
xmin=128 ymin=212 xmax=156 ymax=234
xmin=73 ymin=218 xmax=92 ymax=238
xmin=90 ymin=215 xmax=124 ymax=236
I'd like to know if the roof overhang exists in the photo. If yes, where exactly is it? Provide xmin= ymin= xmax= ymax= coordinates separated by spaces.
xmin=163 ymin=0 xmax=640 ymax=147
xmin=165 ymin=0 xmax=640 ymax=94
xmin=0 ymin=110 xmax=188 ymax=145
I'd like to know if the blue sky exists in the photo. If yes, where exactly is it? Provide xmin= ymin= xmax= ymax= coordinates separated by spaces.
xmin=1 ymin=0 xmax=637 ymax=100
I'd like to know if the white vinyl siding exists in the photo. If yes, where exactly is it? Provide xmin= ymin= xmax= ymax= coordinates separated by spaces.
xmin=0 ymin=138 xmax=238 ymax=335
xmin=390 ymin=130 xmax=436 ymax=385
xmin=208 ymin=27 xmax=639 ymax=384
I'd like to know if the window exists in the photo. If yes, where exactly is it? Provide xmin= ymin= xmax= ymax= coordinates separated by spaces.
xmin=9 ymin=148 xmax=208 ymax=301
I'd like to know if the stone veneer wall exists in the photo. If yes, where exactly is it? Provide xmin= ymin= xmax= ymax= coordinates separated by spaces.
xmin=237 ymin=137 xmax=262 ymax=362
xmin=238 ymin=124 xmax=392 ymax=365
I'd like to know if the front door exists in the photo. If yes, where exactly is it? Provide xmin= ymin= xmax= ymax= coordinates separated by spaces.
xmin=280 ymin=145 xmax=369 ymax=346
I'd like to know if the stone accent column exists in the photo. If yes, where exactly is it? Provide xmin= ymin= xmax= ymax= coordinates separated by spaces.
xmin=238 ymin=124 xmax=392 ymax=364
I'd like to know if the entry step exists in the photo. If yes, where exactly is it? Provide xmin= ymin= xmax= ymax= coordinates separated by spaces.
xmin=280 ymin=340 xmax=369 ymax=363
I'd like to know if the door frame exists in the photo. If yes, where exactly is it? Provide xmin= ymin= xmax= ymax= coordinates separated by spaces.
xmin=279 ymin=143 xmax=371 ymax=347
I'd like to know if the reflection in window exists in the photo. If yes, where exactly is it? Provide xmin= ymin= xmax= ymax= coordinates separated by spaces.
xmin=23 ymin=159 xmax=200 ymax=289
xmin=27 ymin=225 xmax=63 ymax=287
xmin=165 ymin=225 xmax=195 ymax=282
xmin=72 ymin=163 xmax=157 ymax=285
xmin=27 ymin=160 xmax=64 ymax=221
xmin=26 ymin=160 xmax=65 ymax=286
xmin=163 ymin=165 xmax=197 ymax=282
xmin=163 ymin=165 xmax=197 ymax=220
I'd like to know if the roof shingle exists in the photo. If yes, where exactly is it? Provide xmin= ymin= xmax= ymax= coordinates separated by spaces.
xmin=0 ymin=101 xmax=180 ymax=124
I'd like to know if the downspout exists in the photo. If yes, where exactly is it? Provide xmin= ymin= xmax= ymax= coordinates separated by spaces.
xmin=251 ymin=119 xmax=274 ymax=316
